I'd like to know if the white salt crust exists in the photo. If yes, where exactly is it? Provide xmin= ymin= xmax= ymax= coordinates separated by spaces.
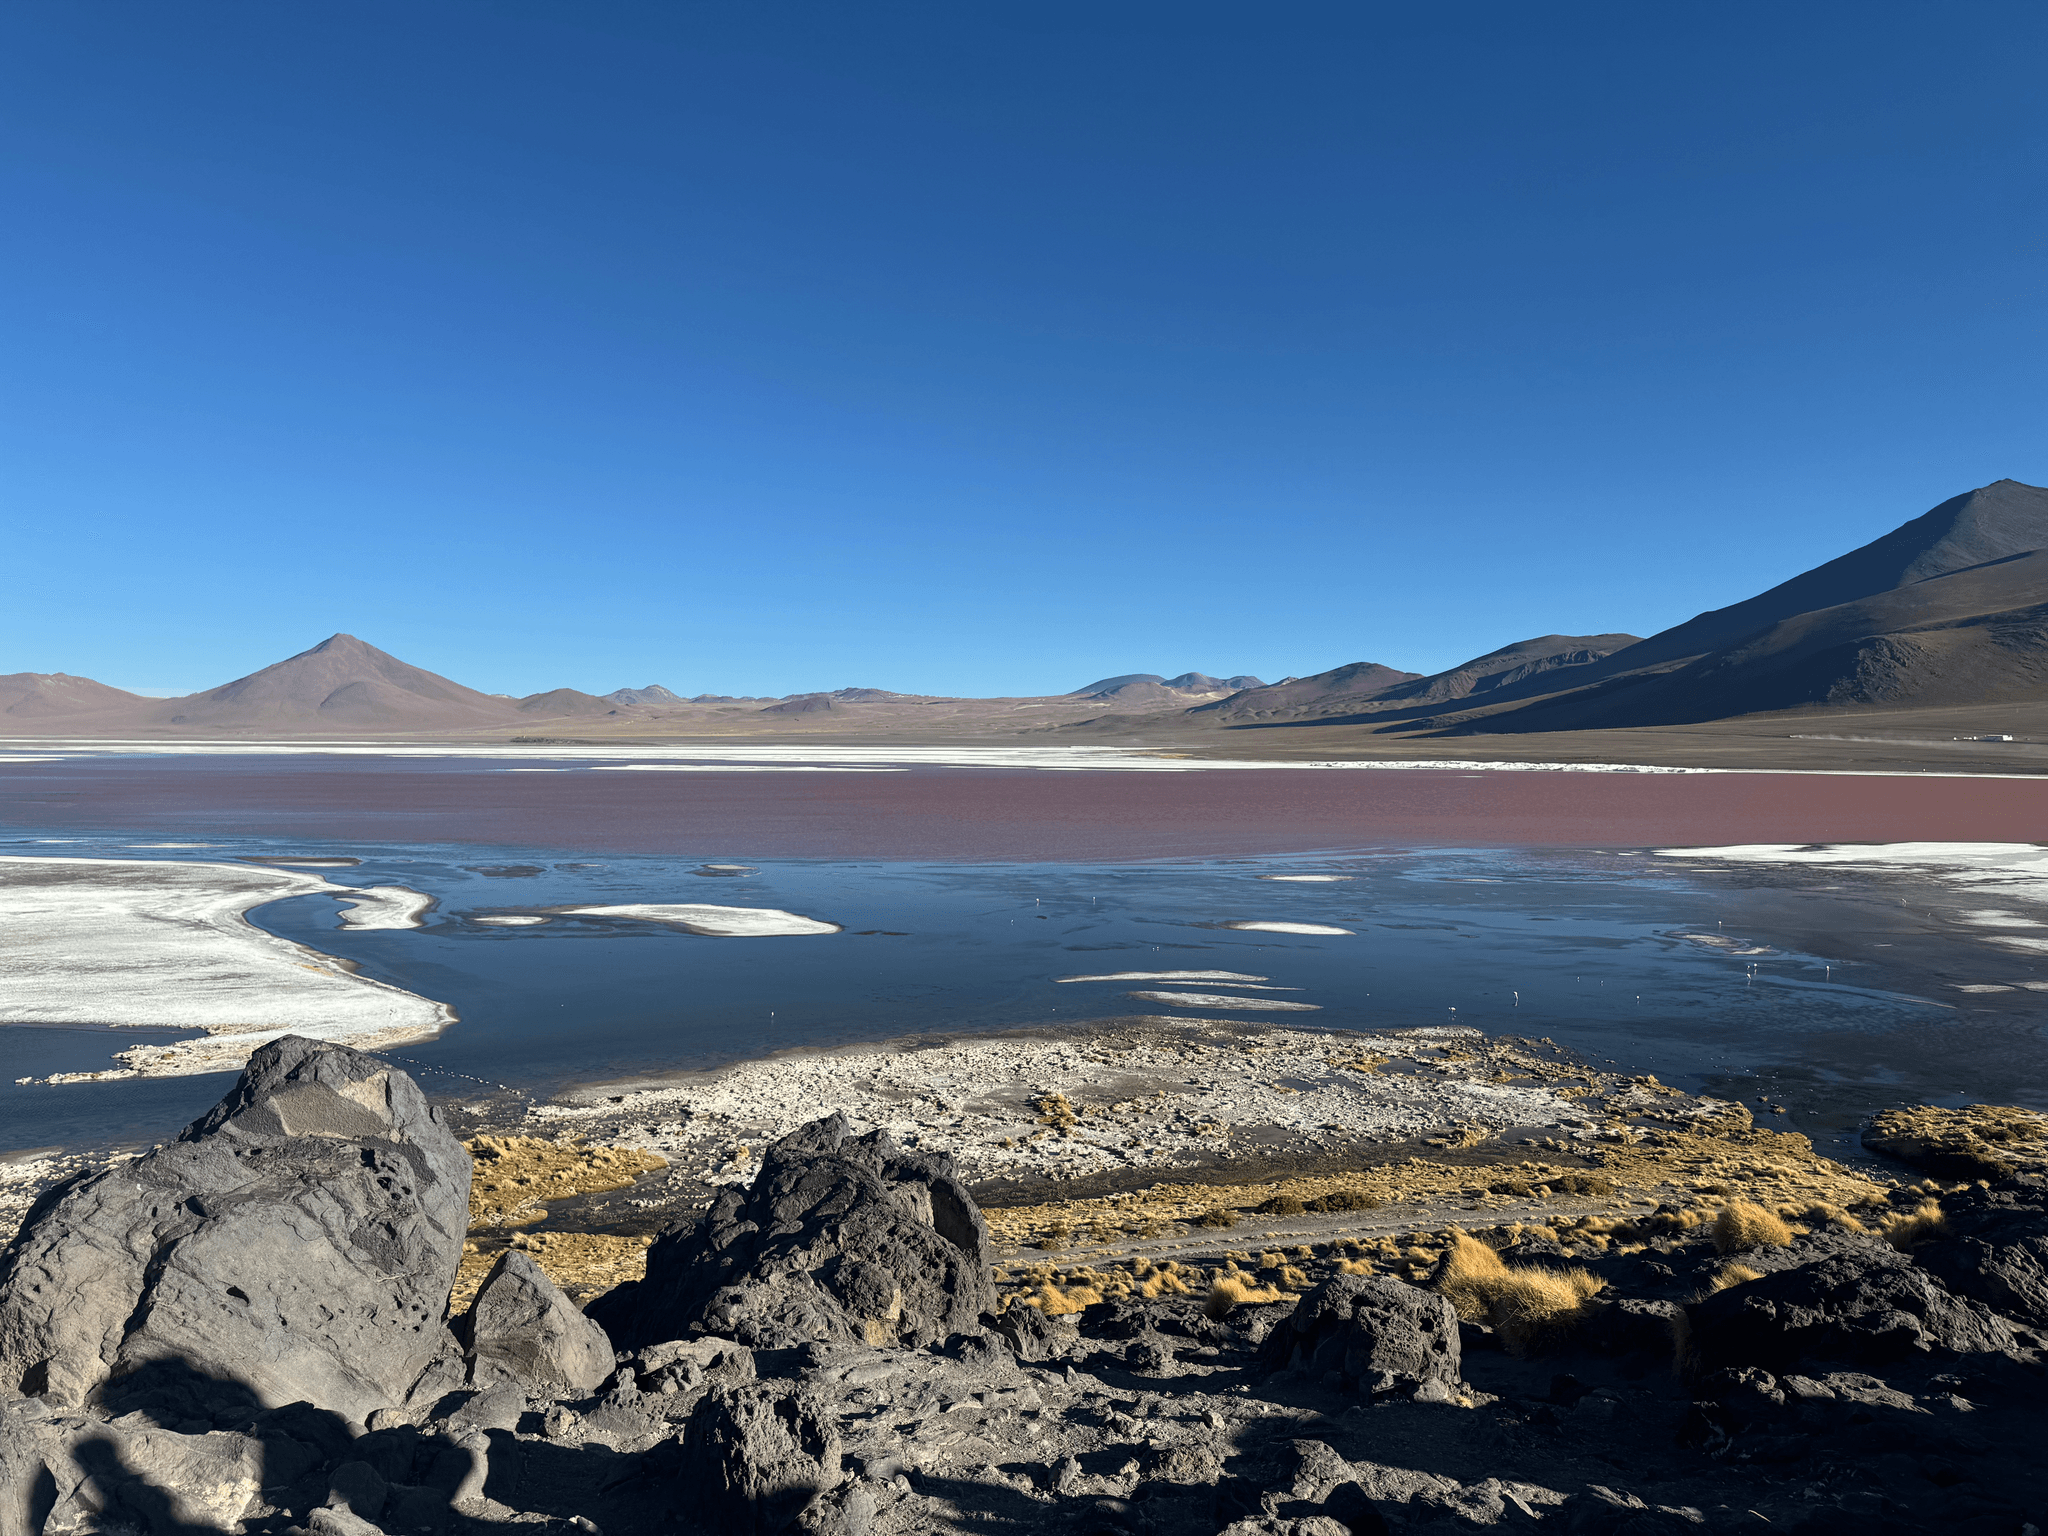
xmin=1123 ymin=990 xmax=1322 ymax=1011
xmin=1223 ymin=921 xmax=1356 ymax=935
xmin=1 ymin=855 xmax=454 ymax=1081
xmin=557 ymin=903 xmax=841 ymax=937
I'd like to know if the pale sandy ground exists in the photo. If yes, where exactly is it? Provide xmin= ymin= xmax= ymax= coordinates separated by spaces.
xmin=0 ymin=856 xmax=453 ymax=1080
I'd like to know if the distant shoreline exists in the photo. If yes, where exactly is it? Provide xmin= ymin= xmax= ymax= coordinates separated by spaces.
xmin=5 ymin=749 xmax=2044 ymax=856
xmin=7 ymin=733 xmax=2048 ymax=780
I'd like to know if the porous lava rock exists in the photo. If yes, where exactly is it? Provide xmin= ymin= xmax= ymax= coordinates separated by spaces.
xmin=1687 ymin=1238 xmax=2020 ymax=1375
xmin=589 ymin=1114 xmax=995 ymax=1351
xmin=463 ymin=1250 xmax=615 ymax=1394
xmin=679 ymin=1379 xmax=842 ymax=1536
xmin=1255 ymin=1274 xmax=1461 ymax=1396
xmin=0 ymin=1035 xmax=469 ymax=1419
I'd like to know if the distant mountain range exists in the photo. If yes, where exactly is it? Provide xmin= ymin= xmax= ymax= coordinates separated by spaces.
xmin=1066 ymin=672 xmax=1268 ymax=710
xmin=6 ymin=480 xmax=2044 ymax=740
xmin=1171 ymin=478 xmax=2048 ymax=737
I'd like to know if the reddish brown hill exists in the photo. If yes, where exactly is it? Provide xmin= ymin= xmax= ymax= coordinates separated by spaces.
xmin=515 ymin=687 xmax=618 ymax=717
xmin=148 ymin=634 xmax=519 ymax=730
xmin=0 ymin=673 xmax=151 ymax=719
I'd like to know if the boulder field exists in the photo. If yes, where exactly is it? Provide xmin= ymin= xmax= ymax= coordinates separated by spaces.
xmin=0 ymin=1038 xmax=2044 ymax=1536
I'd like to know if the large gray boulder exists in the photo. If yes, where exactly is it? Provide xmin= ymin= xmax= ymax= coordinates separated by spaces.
xmin=0 ymin=1036 xmax=470 ymax=1420
xmin=1256 ymin=1274 xmax=1462 ymax=1397
xmin=464 ymin=1250 xmax=614 ymax=1394
xmin=589 ymin=1113 xmax=996 ymax=1351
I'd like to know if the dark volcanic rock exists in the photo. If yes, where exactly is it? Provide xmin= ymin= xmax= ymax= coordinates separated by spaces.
xmin=1255 ymin=1274 xmax=1461 ymax=1396
xmin=0 ymin=1036 xmax=469 ymax=1419
xmin=463 ymin=1251 xmax=614 ymax=1394
xmin=589 ymin=1114 xmax=995 ymax=1352
xmin=680 ymin=1379 xmax=843 ymax=1536
xmin=991 ymin=1301 xmax=1079 ymax=1362
xmin=1914 ymin=1187 xmax=2048 ymax=1331
xmin=1688 ymin=1240 xmax=2022 ymax=1375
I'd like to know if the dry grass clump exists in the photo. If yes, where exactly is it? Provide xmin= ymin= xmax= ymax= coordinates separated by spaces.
xmin=1307 ymin=1189 xmax=1385 ymax=1213
xmin=1022 ymin=1278 xmax=1104 ymax=1316
xmin=1712 ymin=1200 xmax=1793 ymax=1253
xmin=1435 ymin=1232 xmax=1604 ymax=1353
xmin=465 ymin=1136 xmax=667 ymax=1228
xmin=1203 ymin=1272 xmax=1288 ymax=1319
xmin=1256 ymin=1194 xmax=1307 ymax=1215
xmin=1034 ymin=1221 xmax=1071 ymax=1251
xmin=1550 ymin=1173 xmax=1617 ymax=1198
xmin=1134 ymin=1260 xmax=1195 ymax=1299
xmin=1194 ymin=1206 xmax=1240 ymax=1229
xmin=1701 ymin=1261 xmax=1764 ymax=1297
xmin=1797 ymin=1202 xmax=1867 ymax=1233
xmin=1883 ymin=1199 xmax=1947 ymax=1250
xmin=1865 ymin=1104 xmax=2048 ymax=1179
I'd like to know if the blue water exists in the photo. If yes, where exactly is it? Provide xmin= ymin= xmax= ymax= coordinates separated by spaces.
xmin=10 ymin=828 xmax=2028 ymax=1157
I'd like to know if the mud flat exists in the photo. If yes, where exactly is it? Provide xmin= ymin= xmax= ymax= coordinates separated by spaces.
xmin=0 ymin=855 xmax=453 ymax=1080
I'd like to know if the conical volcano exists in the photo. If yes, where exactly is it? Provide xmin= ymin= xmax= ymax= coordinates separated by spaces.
xmin=152 ymin=634 xmax=519 ymax=729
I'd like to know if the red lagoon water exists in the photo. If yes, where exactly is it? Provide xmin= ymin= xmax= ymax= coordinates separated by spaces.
xmin=3 ymin=758 xmax=2043 ymax=857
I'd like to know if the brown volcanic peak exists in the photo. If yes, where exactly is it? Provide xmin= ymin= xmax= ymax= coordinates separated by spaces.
xmin=1446 ymin=480 xmax=2048 ymax=734
xmin=1191 ymin=660 xmax=1424 ymax=721
xmin=760 ymin=692 xmax=838 ymax=714
xmin=517 ymin=687 xmax=618 ymax=717
xmin=1475 ymin=544 xmax=2048 ymax=731
xmin=1362 ymin=634 xmax=1645 ymax=710
xmin=1612 ymin=478 xmax=2048 ymax=671
xmin=157 ymin=634 xmax=517 ymax=729
xmin=0 ymin=672 xmax=150 ymax=719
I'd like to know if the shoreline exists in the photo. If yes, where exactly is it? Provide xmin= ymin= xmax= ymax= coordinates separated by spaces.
xmin=429 ymin=1016 xmax=1923 ymax=1317
xmin=8 ymin=734 xmax=2048 ymax=779
xmin=0 ymin=855 xmax=454 ymax=1081
xmin=0 ymin=1008 xmax=1961 ymax=1324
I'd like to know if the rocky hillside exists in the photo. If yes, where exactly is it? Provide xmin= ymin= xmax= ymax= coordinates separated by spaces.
xmin=3 ymin=1040 xmax=2045 ymax=1536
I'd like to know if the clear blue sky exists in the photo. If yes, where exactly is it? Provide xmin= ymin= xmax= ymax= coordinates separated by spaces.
xmin=4 ymin=3 xmax=2043 ymax=699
